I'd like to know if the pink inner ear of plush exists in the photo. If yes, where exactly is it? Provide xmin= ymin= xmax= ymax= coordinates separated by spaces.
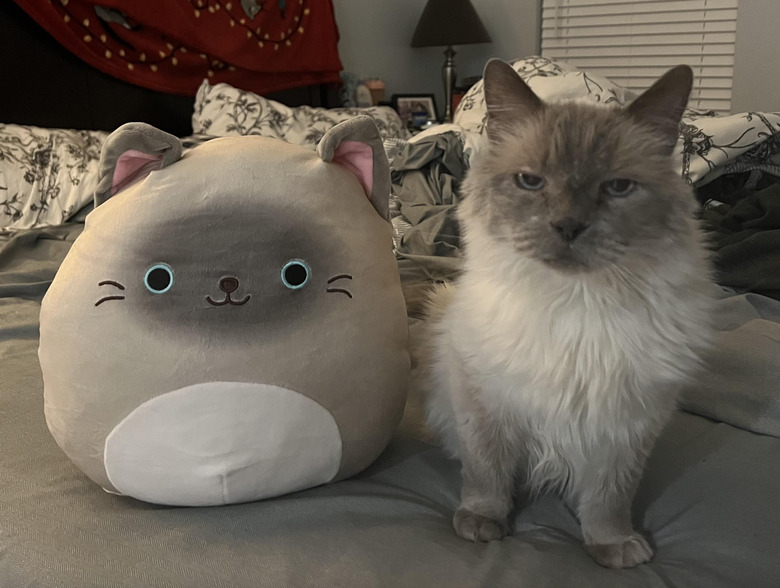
xmin=112 ymin=150 xmax=165 ymax=195
xmin=332 ymin=140 xmax=373 ymax=198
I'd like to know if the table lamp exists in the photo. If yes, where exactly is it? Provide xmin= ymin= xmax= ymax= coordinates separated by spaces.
xmin=411 ymin=0 xmax=492 ymax=123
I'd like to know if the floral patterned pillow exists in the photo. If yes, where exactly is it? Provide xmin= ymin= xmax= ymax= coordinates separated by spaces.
xmin=454 ymin=56 xmax=635 ymax=135
xmin=192 ymin=80 xmax=409 ymax=146
xmin=454 ymin=56 xmax=780 ymax=186
xmin=0 ymin=124 xmax=107 ymax=231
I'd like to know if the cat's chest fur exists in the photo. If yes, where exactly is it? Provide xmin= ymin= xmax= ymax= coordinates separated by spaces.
xmin=441 ymin=225 xmax=710 ymax=432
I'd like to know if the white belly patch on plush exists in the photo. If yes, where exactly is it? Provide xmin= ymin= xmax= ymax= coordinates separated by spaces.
xmin=103 ymin=382 xmax=342 ymax=506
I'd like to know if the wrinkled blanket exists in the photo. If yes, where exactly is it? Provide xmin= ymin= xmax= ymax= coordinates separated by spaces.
xmin=700 ymin=178 xmax=780 ymax=300
xmin=392 ymin=131 xmax=465 ymax=282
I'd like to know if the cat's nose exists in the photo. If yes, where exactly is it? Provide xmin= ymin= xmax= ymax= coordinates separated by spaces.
xmin=220 ymin=277 xmax=239 ymax=294
xmin=551 ymin=217 xmax=589 ymax=242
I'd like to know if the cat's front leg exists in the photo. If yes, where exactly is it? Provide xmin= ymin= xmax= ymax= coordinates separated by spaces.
xmin=454 ymin=429 xmax=517 ymax=542
xmin=571 ymin=446 xmax=653 ymax=569
xmin=450 ymin=382 xmax=518 ymax=542
xmin=578 ymin=493 xmax=652 ymax=569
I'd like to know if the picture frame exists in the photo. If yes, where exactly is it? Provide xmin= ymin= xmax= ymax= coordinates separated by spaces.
xmin=392 ymin=94 xmax=438 ymax=128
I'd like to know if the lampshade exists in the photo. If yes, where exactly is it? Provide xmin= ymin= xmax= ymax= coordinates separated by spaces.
xmin=411 ymin=0 xmax=492 ymax=48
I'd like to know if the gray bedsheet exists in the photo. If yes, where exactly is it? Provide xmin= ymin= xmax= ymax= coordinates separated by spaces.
xmin=2 ymin=224 xmax=780 ymax=587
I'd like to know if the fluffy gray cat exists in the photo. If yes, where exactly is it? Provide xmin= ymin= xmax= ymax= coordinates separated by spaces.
xmin=423 ymin=60 xmax=713 ymax=569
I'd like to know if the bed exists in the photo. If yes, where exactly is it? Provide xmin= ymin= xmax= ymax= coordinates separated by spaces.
xmin=3 ymin=3 xmax=780 ymax=586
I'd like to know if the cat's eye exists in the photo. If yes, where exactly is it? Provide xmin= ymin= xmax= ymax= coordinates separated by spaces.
xmin=515 ymin=173 xmax=546 ymax=191
xmin=281 ymin=260 xmax=310 ymax=290
xmin=604 ymin=178 xmax=636 ymax=197
xmin=144 ymin=263 xmax=174 ymax=294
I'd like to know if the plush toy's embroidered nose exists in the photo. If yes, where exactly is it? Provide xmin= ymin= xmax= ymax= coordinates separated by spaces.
xmin=220 ymin=277 xmax=239 ymax=294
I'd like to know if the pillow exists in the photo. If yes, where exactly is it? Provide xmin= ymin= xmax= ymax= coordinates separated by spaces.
xmin=453 ymin=56 xmax=634 ymax=135
xmin=0 ymin=124 xmax=107 ymax=231
xmin=192 ymin=79 xmax=409 ymax=146
xmin=453 ymin=56 xmax=780 ymax=185
xmin=39 ymin=117 xmax=410 ymax=506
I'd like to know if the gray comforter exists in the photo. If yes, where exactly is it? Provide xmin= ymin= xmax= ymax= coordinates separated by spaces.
xmin=2 ymin=213 xmax=780 ymax=585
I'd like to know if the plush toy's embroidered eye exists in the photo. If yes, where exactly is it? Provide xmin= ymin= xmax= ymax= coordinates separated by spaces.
xmin=144 ymin=263 xmax=174 ymax=294
xmin=515 ymin=173 xmax=546 ymax=191
xmin=604 ymin=178 xmax=636 ymax=197
xmin=281 ymin=260 xmax=310 ymax=289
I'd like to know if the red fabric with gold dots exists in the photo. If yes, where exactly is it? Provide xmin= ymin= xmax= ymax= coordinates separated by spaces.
xmin=13 ymin=0 xmax=342 ymax=96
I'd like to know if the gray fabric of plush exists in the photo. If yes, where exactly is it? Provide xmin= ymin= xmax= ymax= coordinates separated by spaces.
xmin=2 ymin=223 xmax=780 ymax=587
xmin=39 ymin=121 xmax=409 ymax=506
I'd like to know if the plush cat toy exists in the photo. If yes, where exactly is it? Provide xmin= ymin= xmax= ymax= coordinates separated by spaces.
xmin=39 ymin=117 xmax=409 ymax=506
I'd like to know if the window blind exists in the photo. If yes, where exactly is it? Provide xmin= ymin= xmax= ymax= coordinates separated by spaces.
xmin=540 ymin=0 xmax=739 ymax=113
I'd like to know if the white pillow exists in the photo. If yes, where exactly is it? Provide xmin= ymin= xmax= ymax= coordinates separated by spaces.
xmin=453 ymin=56 xmax=780 ymax=185
xmin=0 ymin=124 xmax=107 ymax=231
xmin=454 ymin=56 xmax=634 ymax=135
xmin=192 ymin=80 xmax=409 ymax=146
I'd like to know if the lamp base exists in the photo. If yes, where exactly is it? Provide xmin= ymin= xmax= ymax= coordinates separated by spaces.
xmin=442 ymin=46 xmax=456 ymax=123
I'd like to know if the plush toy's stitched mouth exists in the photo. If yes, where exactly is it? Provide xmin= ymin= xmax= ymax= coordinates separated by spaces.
xmin=206 ymin=276 xmax=249 ymax=306
xmin=205 ymin=293 xmax=251 ymax=306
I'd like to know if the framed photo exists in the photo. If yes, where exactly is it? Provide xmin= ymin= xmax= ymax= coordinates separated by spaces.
xmin=392 ymin=94 xmax=438 ymax=128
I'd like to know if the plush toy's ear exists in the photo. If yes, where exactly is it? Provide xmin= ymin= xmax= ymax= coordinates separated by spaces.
xmin=94 ymin=123 xmax=183 ymax=207
xmin=317 ymin=116 xmax=391 ymax=221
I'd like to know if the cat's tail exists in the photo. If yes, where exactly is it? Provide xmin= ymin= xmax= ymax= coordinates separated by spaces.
xmin=403 ymin=280 xmax=454 ymax=319
xmin=421 ymin=282 xmax=455 ymax=323
xmin=407 ymin=281 xmax=455 ymax=372
xmin=404 ymin=281 xmax=456 ymax=444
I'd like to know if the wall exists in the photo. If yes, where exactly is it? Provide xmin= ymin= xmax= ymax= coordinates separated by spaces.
xmin=731 ymin=0 xmax=780 ymax=113
xmin=331 ymin=0 xmax=539 ymax=113
xmin=333 ymin=1 xmax=779 ymax=116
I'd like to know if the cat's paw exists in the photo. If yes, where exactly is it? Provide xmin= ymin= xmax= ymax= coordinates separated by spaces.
xmin=585 ymin=534 xmax=653 ymax=569
xmin=453 ymin=508 xmax=509 ymax=542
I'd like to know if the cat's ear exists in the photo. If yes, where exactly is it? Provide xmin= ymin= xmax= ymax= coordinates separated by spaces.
xmin=626 ymin=65 xmax=693 ymax=153
xmin=317 ymin=115 xmax=391 ymax=221
xmin=94 ymin=123 xmax=183 ymax=207
xmin=483 ymin=58 xmax=543 ymax=141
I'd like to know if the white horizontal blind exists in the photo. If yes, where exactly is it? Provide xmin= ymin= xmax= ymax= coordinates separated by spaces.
xmin=540 ymin=0 xmax=739 ymax=113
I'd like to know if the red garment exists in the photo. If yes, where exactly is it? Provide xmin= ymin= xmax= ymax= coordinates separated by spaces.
xmin=14 ymin=0 xmax=342 ymax=96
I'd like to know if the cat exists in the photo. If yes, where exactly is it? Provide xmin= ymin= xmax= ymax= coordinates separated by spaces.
xmin=422 ymin=60 xmax=713 ymax=569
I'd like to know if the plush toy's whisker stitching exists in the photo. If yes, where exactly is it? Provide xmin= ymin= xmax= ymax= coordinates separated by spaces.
xmin=326 ymin=288 xmax=353 ymax=299
xmin=98 ymin=280 xmax=125 ymax=290
xmin=94 ymin=296 xmax=125 ymax=307
xmin=327 ymin=274 xmax=353 ymax=284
